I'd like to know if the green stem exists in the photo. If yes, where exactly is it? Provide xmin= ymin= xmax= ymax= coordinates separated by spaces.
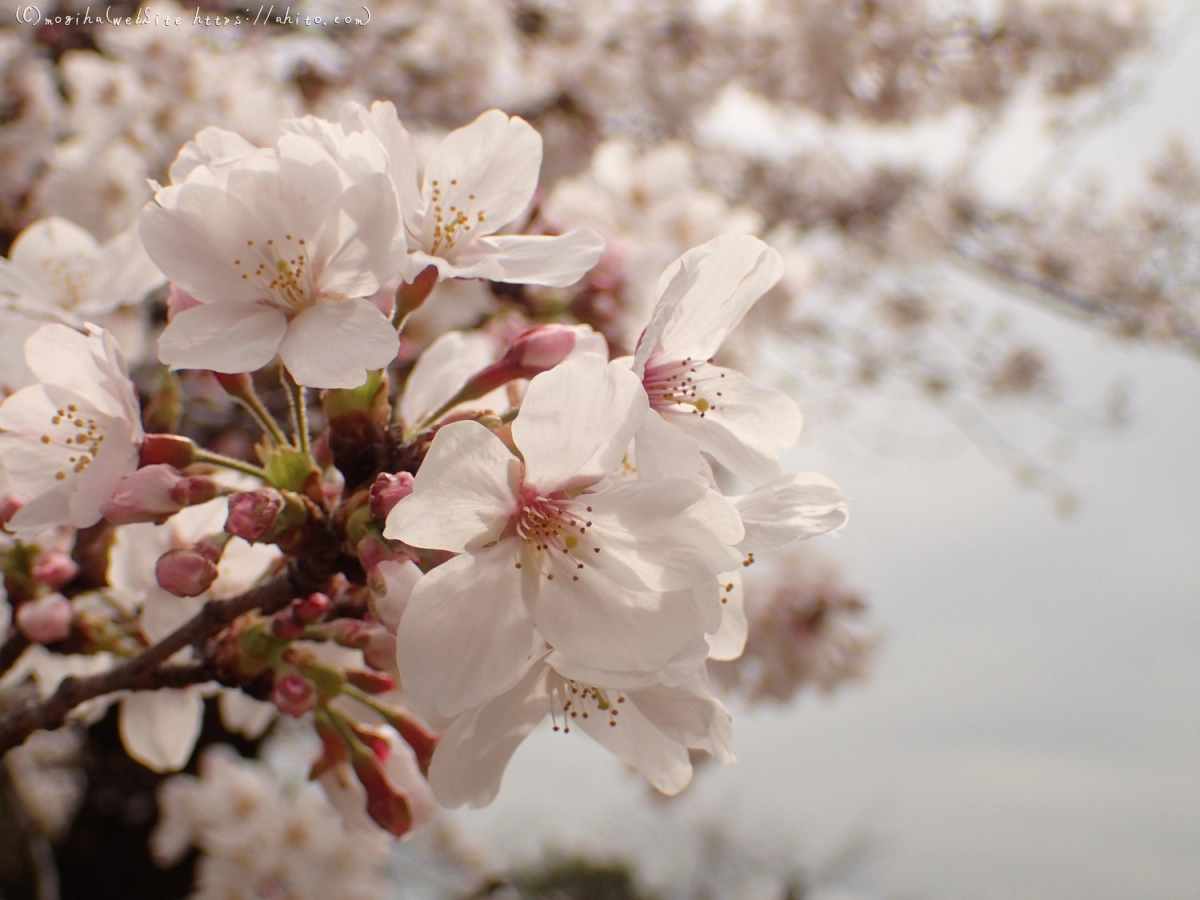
xmin=238 ymin=387 xmax=288 ymax=447
xmin=343 ymin=684 xmax=393 ymax=717
xmin=283 ymin=370 xmax=311 ymax=456
xmin=193 ymin=448 xmax=270 ymax=480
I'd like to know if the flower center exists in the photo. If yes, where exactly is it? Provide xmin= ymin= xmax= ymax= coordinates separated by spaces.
xmin=237 ymin=235 xmax=315 ymax=314
xmin=40 ymin=254 xmax=95 ymax=311
xmin=511 ymin=488 xmax=599 ymax=584
xmin=642 ymin=356 xmax=724 ymax=418
xmin=39 ymin=403 xmax=106 ymax=481
xmin=548 ymin=674 xmax=624 ymax=733
xmin=425 ymin=180 xmax=486 ymax=258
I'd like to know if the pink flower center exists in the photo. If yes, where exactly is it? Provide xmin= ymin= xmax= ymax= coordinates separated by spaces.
xmin=641 ymin=356 xmax=724 ymax=418
xmin=510 ymin=486 xmax=599 ymax=584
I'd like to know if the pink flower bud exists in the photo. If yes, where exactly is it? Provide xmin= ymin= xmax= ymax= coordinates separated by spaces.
xmin=351 ymin=746 xmax=414 ymax=838
xmin=138 ymin=434 xmax=197 ymax=469
xmin=16 ymin=593 xmax=73 ymax=644
xmin=507 ymin=324 xmax=578 ymax=372
xmin=31 ymin=551 xmax=79 ymax=588
xmin=225 ymin=490 xmax=285 ymax=542
xmin=169 ymin=475 xmax=218 ymax=507
xmin=323 ymin=618 xmax=378 ymax=650
xmin=345 ymin=669 xmax=395 ymax=694
xmin=270 ymin=608 xmax=305 ymax=639
xmin=294 ymin=592 xmax=331 ymax=625
xmin=369 ymin=472 xmax=414 ymax=519
xmin=271 ymin=673 xmax=316 ymax=718
xmin=102 ymin=465 xmax=188 ymax=525
xmin=0 ymin=495 xmax=27 ymax=528
xmin=156 ymin=547 xmax=219 ymax=597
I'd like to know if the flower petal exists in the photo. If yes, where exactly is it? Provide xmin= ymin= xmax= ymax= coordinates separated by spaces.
xmin=278 ymin=299 xmax=398 ymax=389
xmin=119 ymin=688 xmax=204 ymax=773
xmin=460 ymin=230 xmax=605 ymax=287
xmin=158 ymin=302 xmax=288 ymax=375
xmin=427 ymin=661 xmax=549 ymax=809
xmin=396 ymin=544 xmax=543 ymax=719
xmin=514 ymin=354 xmax=647 ymax=493
xmin=706 ymin=571 xmax=747 ymax=661
xmin=734 ymin=473 xmax=849 ymax=553
xmin=384 ymin=420 xmax=517 ymax=552
xmin=397 ymin=330 xmax=496 ymax=427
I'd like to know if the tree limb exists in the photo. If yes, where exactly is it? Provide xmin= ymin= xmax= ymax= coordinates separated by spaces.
xmin=0 ymin=556 xmax=331 ymax=757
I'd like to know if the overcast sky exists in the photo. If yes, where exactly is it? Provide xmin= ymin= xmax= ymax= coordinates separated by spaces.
xmin=440 ymin=9 xmax=1200 ymax=900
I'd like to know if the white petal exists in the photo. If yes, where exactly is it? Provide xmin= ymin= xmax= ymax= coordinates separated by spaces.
xmin=650 ymin=235 xmax=784 ymax=361
xmin=631 ymin=407 xmax=712 ymax=486
xmin=10 ymin=217 xmax=100 ymax=277
xmin=119 ymin=688 xmax=204 ymax=773
xmin=218 ymin=690 xmax=274 ymax=739
xmin=384 ymin=421 xmax=517 ymax=552
xmin=369 ymin=558 xmax=423 ymax=629
xmin=514 ymin=354 xmax=647 ymax=493
xmin=734 ymin=473 xmax=849 ymax=553
xmin=158 ymin=302 xmax=288 ymax=374
xmin=396 ymin=545 xmax=542 ymax=719
xmin=627 ymin=677 xmax=734 ymax=764
xmin=168 ymin=126 xmax=258 ymax=186
xmin=428 ymin=661 xmax=549 ymax=809
xmin=460 ymin=230 xmax=605 ymax=287
xmin=398 ymin=330 xmax=495 ymax=427
xmin=706 ymin=571 xmax=747 ymax=661
xmin=278 ymin=299 xmax=398 ymax=389
xmin=663 ymin=365 xmax=802 ymax=484
xmin=420 ymin=110 xmax=542 ymax=243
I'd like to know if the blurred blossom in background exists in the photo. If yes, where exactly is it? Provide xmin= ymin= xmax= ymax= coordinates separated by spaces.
xmin=0 ymin=0 xmax=1198 ymax=898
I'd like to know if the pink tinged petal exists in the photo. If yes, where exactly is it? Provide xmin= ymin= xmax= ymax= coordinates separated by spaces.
xmin=514 ymin=355 xmax=648 ymax=493
xmin=383 ymin=421 xmax=517 ymax=553
xmin=632 ymin=259 xmax=701 ymax=377
xmin=707 ymin=571 xmax=747 ymax=661
xmin=650 ymin=234 xmax=784 ymax=362
xmin=398 ymin=330 xmax=495 ymax=427
xmin=395 ymin=545 xmax=542 ymax=719
xmin=458 ymin=230 xmax=605 ymax=287
xmin=119 ymin=688 xmax=204 ymax=773
xmin=420 ymin=110 xmax=543 ymax=247
xmin=566 ymin=675 xmax=694 ymax=795
xmin=158 ymin=302 xmax=288 ymax=375
xmin=662 ymin=365 xmax=802 ymax=485
xmin=532 ymin=570 xmax=716 ymax=673
xmin=168 ymin=126 xmax=258 ymax=186
xmin=138 ymin=185 xmax=276 ymax=305
xmin=734 ymin=473 xmax=849 ymax=553
xmin=427 ymin=661 xmax=550 ymax=809
xmin=572 ymin=479 xmax=742 ymax=593
xmin=277 ymin=299 xmax=398 ymax=389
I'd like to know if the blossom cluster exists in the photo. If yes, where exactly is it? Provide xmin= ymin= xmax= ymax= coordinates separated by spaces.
xmin=0 ymin=97 xmax=848 ymax=886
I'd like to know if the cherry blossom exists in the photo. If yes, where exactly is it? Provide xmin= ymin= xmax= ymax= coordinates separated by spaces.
xmin=429 ymin=650 xmax=733 ymax=809
xmin=141 ymin=124 xmax=404 ymax=389
xmin=631 ymin=234 xmax=802 ymax=484
xmin=287 ymin=102 xmax=606 ymax=287
xmin=385 ymin=353 xmax=744 ymax=719
xmin=0 ymin=324 xmax=142 ymax=539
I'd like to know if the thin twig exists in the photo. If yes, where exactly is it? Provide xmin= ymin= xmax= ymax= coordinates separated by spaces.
xmin=0 ymin=557 xmax=331 ymax=757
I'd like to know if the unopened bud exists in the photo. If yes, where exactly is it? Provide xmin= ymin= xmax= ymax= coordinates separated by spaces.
xmin=102 ymin=464 xmax=208 ymax=525
xmin=225 ymin=490 xmax=285 ymax=542
xmin=369 ymin=472 xmax=414 ymax=519
xmin=16 ymin=593 xmax=73 ymax=644
xmin=346 ymin=669 xmax=395 ymax=694
xmin=155 ymin=537 xmax=225 ymax=597
xmin=138 ymin=434 xmax=196 ymax=469
xmin=294 ymin=592 xmax=332 ymax=625
xmin=351 ymin=745 xmax=414 ymax=838
xmin=507 ymin=324 xmax=578 ymax=372
xmin=384 ymin=708 xmax=438 ymax=776
xmin=271 ymin=673 xmax=316 ymax=718
xmin=323 ymin=618 xmax=378 ymax=651
xmin=31 ymin=552 xmax=79 ymax=588
xmin=270 ymin=608 xmax=305 ymax=639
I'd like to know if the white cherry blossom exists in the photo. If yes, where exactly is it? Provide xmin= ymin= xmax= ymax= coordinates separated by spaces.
xmin=631 ymin=234 xmax=802 ymax=484
xmin=288 ymin=102 xmax=605 ymax=287
xmin=429 ymin=650 xmax=733 ymax=809
xmin=385 ymin=353 xmax=743 ymax=719
xmin=141 ymin=125 xmax=405 ymax=389
xmin=0 ymin=324 xmax=141 ymax=539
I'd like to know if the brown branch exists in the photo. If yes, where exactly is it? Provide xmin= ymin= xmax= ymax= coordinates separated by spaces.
xmin=0 ymin=631 xmax=31 ymax=679
xmin=0 ymin=556 xmax=332 ymax=757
